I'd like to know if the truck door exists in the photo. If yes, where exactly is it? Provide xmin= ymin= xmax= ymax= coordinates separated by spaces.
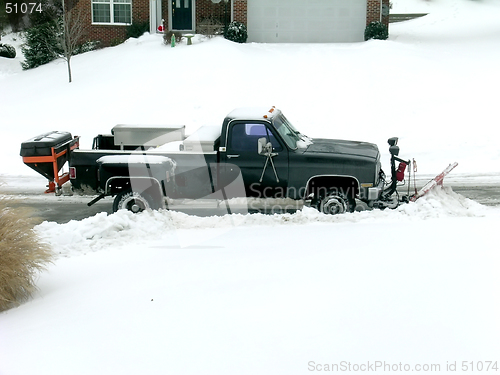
xmin=223 ymin=121 xmax=289 ymax=198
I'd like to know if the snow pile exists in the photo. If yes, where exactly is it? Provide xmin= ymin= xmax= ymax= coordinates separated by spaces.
xmin=36 ymin=186 xmax=494 ymax=257
xmin=395 ymin=185 xmax=491 ymax=218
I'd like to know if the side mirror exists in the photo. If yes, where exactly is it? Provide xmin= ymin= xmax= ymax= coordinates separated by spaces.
xmin=258 ymin=137 xmax=273 ymax=155
xmin=258 ymin=137 xmax=266 ymax=154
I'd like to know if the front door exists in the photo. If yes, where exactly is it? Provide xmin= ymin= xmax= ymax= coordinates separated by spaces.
xmin=171 ymin=0 xmax=193 ymax=30
xmin=224 ymin=121 xmax=289 ymax=198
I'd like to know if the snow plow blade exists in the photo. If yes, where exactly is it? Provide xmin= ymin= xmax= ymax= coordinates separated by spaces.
xmin=410 ymin=162 xmax=458 ymax=202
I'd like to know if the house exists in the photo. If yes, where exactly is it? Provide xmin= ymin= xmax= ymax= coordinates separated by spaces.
xmin=70 ymin=0 xmax=390 ymax=46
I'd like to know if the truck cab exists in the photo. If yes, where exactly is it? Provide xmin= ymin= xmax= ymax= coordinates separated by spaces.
xmin=219 ymin=107 xmax=384 ymax=214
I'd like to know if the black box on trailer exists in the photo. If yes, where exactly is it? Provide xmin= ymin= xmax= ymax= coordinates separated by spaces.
xmin=20 ymin=131 xmax=73 ymax=157
xmin=20 ymin=131 xmax=78 ymax=187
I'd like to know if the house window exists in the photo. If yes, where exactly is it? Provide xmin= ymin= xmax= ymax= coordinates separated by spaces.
xmin=92 ymin=0 xmax=132 ymax=24
xmin=175 ymin=0 xmax=189 ymax=7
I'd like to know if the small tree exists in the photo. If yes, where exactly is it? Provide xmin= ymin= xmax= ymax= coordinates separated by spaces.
xmin=54 ymin=3 xmax=86 ymax=82
xmin=21 ymin=0 xmax=86 ymax=82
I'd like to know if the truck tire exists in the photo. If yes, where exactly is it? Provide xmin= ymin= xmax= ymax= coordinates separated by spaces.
xmin=113 ymin=189 xmax=159 ymax=213
xmin=318 ymin=190 xmax=355 ymax=215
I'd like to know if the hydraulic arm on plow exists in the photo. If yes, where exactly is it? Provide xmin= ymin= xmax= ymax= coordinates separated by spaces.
xmin=376 ymin=137 xmax=458 ymax=208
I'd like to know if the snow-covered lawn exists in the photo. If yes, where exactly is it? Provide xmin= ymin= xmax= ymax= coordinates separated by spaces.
xmin=1 ymin=0 xmax=499 ymax=373
xmin=1 ymin=188 xmax=500 ymax=374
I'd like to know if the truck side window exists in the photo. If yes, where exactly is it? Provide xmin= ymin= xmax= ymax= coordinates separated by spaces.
xmin=230 ymin=123 xmax=283 ymax=152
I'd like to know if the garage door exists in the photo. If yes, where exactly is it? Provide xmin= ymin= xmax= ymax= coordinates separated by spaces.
xmin=247 ymin=0 xmax=367 ymax=43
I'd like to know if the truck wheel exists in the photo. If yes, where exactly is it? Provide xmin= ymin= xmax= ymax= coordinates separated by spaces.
xmin=113 ymin=189 xmax=158 ymax=213
xmin=319 ymin=190 xmax=355 ymax=215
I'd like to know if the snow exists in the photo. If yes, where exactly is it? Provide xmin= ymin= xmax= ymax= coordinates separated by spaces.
xmin=33 ymin=186 xmax=494 ymax=257
xmin=226 ymin=107 xmax=276 ymax=120
xmin=182 ymin=125 xmax=221 ymax=151
xmin=97 ymin=154 xmax=175 ymax=165
xmin=2 ymin=188 xmax=500 ymax=375
xmin=183 ymin=125 xmax=221 ymax=142
xmin=1 ymin=0 xmax=500 ymax=373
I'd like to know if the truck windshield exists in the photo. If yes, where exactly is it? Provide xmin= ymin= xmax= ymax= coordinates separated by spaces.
xmin=273 ymin=115 xmax=303 ymax=150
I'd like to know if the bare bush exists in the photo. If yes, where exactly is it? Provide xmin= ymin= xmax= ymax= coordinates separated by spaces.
xmin=196 ymin=17 xmax=224 ymax=38
xmin=0 ymin=197 xmax=53 ymax=312
xmin=163 ymin=31 xmax=183 ymax=45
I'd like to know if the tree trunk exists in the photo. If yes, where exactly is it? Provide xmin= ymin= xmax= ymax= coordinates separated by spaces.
xmin=67 ymin=56 xmax=72 ymax=83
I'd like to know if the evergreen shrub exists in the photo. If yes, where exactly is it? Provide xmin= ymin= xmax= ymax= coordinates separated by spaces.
xmin=20 ymin=0 xmax=62 ymax=69
xmin=364 ymin=21 xmax=389 ymax=41
xmin=0 ymin=43 xmax=16 ymax=58
xmin=126 ymin=21 xmax=150 ymax=39
xmin=224 ymin=21 xmax=247 ymax=43
xmin=110 ymin=37 xmax=125 ymax=47
xmin=21 ymin=21 xmax=61 ymax=69
xmin=74 ymin=40 xmax=101 ymax=55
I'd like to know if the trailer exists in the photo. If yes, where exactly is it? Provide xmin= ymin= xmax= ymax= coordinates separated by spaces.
xmin=20 ymin=131 xmax=80 ymax=195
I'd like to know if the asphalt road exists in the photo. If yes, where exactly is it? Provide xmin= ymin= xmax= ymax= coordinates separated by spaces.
xmin=4 ymin=182 xmax=499 ymax=224
xmin=7 ymin=197 xmax=254 ymax=225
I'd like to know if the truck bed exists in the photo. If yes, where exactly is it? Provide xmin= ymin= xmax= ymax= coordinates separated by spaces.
xmin=70 ymin=148 xmax=220 ymax=200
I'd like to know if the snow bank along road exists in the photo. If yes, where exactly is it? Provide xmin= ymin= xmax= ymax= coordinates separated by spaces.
xmin=1 ymin=173 xmax=499 ymax=224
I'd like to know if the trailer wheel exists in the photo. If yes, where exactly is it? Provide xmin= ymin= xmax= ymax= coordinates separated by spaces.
xmin=318 ymin=190 xmax=355 ymax=215
xmin=113 ymin=189 xmax=159 ymax=213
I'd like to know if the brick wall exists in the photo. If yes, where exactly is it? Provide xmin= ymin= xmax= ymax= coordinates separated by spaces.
xmin=195 ymin=0 xmax=227 ymax=25
xmin=366 ymin=0 xmax=390 ymax=26
xmin=193 ymin=0 xmax=247 ymax=25
xmin=232 ymin=0 xmax=247 ymax=24
xmin=161 ymin=1 xmax=169 ymax=30
xmin=68 ymin=0 xmax=149 ymax=46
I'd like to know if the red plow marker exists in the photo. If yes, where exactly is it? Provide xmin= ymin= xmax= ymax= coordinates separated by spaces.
xmin=410 ymin=162 xmax=458 ymax=202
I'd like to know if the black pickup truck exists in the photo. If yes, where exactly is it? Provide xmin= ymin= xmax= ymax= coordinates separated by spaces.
xmin=21 ymin=107 xmax=409 ymax=215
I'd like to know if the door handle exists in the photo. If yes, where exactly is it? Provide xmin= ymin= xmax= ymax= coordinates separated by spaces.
xmin=227 ymin=154 xmax=240 ymax=159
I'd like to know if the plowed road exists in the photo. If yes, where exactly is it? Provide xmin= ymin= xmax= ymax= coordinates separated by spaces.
xmin=2 ymin=177 xmax=499 ymax=224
